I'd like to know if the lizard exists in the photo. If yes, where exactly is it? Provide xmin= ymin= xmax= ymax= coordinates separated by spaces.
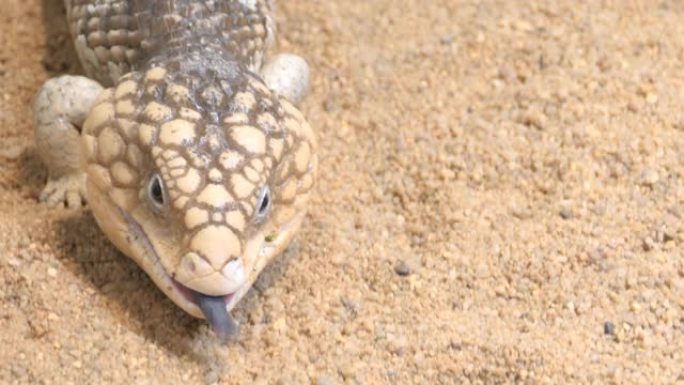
xmin=32 ymin=0 xmax=317 ymax=340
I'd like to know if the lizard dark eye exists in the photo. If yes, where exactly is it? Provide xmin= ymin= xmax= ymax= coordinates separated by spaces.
xmin=254 ymin=185 xmax=271 ymax=222
xmin=147 ymin=174 xmax=166 ymax=209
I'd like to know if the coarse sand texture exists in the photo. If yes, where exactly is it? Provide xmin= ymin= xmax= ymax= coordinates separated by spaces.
xmin=1 ymin=1 xmax=683 ymax=384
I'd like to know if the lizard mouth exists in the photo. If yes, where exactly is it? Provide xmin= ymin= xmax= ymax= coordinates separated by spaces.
xmin=172 ymin=279 xmax=239 ymax=339
xmin=119 ymin=207 xmax=240 ymax=339
xmin=170 ymin=277 xmax=237 ymax=312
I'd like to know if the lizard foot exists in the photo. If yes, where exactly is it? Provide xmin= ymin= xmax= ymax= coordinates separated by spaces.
xmin=39 ymin=173 xmax=86 ymax=209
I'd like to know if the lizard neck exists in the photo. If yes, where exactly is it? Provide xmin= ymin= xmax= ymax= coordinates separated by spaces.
xmin=133 ymin=1 xmax=272 ymax=73
xmin=140 ymin=43 xmax=252 ymax=122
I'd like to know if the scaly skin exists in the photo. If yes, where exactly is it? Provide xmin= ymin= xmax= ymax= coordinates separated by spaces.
xmin=33 ymin=0 xmax=317 ymax=337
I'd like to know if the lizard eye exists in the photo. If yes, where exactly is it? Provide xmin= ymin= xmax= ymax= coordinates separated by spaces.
xmin=254 ymin=185 xmax=271 ymax=222
xmin=147 ymin=174 xmax=166 ymax=209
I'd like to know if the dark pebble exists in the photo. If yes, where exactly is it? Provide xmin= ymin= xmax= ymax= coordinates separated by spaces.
xmin=394 ymin=260 xmax=411 ymax=276
xmin=604 ymin=321 xmax=615 ymax=335
xmin=559 ymin=207 xmax=573 ymax=220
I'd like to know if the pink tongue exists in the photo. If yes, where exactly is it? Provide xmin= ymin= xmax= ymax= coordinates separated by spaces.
xmin=195 ymin=293 xmax=239 ymax=341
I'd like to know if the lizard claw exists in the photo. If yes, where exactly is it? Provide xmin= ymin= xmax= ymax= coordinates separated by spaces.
xmin=39 ymin=173 xmax=86 ymax=209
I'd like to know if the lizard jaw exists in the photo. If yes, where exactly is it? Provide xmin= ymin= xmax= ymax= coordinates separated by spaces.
xmin=169 ymin=276 xmax=237 ymax=315
xmin=85 ymin=179 xmax=207 ymax=319
xmin=120 ymin=208 xmax=242 ymax=340
xmin=115 ymin=204 xmax=244 ymax=320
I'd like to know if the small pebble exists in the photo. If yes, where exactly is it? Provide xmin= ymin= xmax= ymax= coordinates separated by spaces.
xmin=559 ymin=207 xmax=573 ymax=220
xmin=642 ymin=237 xmax=655 ymax=251
xmin=604 ymin=321 xmax=615 ymax=335
xmin=394 ymin=260 xmax=411 ymax=276
xmin=640 ymin=169 xmax=659 ymax=186
xmin=0 ymin=146 xmax=23 ymax=160
xmin=204 ymin=369 xmax=220 ymax=385
xmin=440 ymin=33 xmax=455 ymax=45
xmin=47 ymin=267 xmax=57 ymax=278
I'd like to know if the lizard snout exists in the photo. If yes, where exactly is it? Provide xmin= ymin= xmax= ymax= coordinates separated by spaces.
xmin=174 ymin=225 xmax=247 ymax=296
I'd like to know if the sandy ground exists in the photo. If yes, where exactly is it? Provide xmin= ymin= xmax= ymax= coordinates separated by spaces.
xmin=1 ymin=0 xmax=683 ymax=384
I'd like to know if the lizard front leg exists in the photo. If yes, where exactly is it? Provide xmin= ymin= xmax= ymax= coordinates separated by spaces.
xmin=260 ymin=53 xmax=310 ymax=105
xmin=33 ymin=75 xmax=103 ymax=208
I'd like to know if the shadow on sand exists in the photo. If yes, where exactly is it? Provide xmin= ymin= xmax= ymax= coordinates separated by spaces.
xmin=51 ymin=213 xmax=299 ymax=357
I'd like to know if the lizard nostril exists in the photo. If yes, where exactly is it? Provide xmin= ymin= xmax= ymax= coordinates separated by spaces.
xmin=222 ymin=259 xmax=246 ymax=287
xmin=180 ymin=252 xmax=209 ymax=276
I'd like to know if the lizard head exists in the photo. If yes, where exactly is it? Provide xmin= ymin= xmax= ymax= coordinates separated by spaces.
xmin=80 ymin=59 xmax=317 ymax=336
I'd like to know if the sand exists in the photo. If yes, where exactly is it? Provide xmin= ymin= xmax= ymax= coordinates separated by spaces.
xmin=1 ymin=0 xmax=683 ymax=384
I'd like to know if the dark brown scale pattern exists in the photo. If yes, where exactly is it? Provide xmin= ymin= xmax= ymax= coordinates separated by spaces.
xmin=67 ymin=0 xmax=273 ymax=85
xmin=83 ymin=47 xmax=313 ymax=247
